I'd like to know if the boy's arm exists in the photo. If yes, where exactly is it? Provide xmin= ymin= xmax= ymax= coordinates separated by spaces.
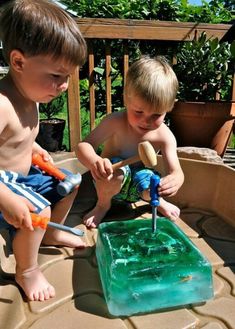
xmin=157 ymin=129 xmax=184 ymax=197
xmin=32 ymin=142 xmax=52 ymax=162
xmin=0 ymin=100 xmax=34 ymax=229
xmin=76 ymin=114 xmax=117 ymax=180
xmin=0 ymin=182 xmax=35 ymax=230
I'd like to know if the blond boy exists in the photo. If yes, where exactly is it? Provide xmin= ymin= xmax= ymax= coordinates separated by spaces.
xmin=77 ymin=56 xmax=184 ymax=228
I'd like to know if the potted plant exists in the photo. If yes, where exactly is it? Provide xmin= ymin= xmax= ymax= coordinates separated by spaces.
xmin=169 ymin=32 xmax=235 ymax=157
xmin=36 ymin=94 xmax=66 ymax=152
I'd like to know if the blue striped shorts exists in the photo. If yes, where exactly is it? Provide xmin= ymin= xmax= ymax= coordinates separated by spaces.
xmin=0 ymin=166 xmax=71 ymax=232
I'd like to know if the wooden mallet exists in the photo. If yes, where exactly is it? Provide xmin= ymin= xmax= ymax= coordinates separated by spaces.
xmin=112 ymin=141 xmax=157 ymax=170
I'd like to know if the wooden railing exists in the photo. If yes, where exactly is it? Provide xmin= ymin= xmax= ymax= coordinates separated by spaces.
xmin=67 ymin=18 xmax=233 ymax=151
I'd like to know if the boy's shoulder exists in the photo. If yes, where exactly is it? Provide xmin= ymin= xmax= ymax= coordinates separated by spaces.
xmin=156 ymin=122 xmax=177 ymax=145
xmin=106 ymin=110 xmax=126 ymax=120
xmin=147 ymin=123 xmax=174 ymax=143
xmin=101 ymin=110 xmax=126 ymax=124
xmin=0 ymin=91 xmax=11 ymax=110
xmin=0 ymin=78 xmax=11 ymax=103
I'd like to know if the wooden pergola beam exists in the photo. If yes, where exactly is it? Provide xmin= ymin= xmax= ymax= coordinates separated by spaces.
xmin=76 ymin=18 xmax=232 ymax=41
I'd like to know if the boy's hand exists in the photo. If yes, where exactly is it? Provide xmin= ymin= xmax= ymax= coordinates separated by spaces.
xmin=38 ymin=149 xmax=53 ymax=163
xmin=32 ymin=143 xmax=53 ymax=163
xmin=1 ymin=194 xmax=36 ymax=231
xmin=90 ymin=157 xmax=113 ymax=181
xmin=158 ymin=173 xmax=183 ymax=197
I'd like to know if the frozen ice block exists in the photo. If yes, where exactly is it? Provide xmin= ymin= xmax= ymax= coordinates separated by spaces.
xmin=96 ymin=218 xmax=213 ymax=316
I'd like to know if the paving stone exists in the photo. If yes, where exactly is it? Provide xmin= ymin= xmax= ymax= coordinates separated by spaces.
xmin=180 ymin=208 xmax=214 ymax=217
xmin=0 ymin=283 xmax=26 ymax=329
xmin=1 ymin=246 xmax=65 ymax=277
xmin=73 ymin=294 xmax=112 ymax=318
xmin=57 ymin=229 xmax=95 ymax=258
xmin=104 ymin=202 xmax=137 ymax=222
xmin=64 ymin=243 xmax=95 ymax=258
xmin=139 ymin=212 xmax=151 ymax=219
xmin=1 ymin=253 xmax=15 ymax=276
xmin=29 ymin=258 xmax=102 ymax=314
xmin=64 ymin=212 xmax=85 ymax=226
xmin=229 ymin=266 xmax=235 ymax=272
xmin=201 ymin=217 xmax=235 ymax=242
xmin=213 ymin=273 xmax=225 ymax=296
xmin=192 ymin=238 xmax=224 ymax=268
xmin=91 ymin=228 xmax=98 ymax=245
xmin=217 ymin=267 xmax=235 ymax=296
xmin=1 ymin=191 xmax=235 ymax=329
xmin=0 ymin=230 xmax=15 ymax=276
xmin=130 ymin=309 xmax=199 ymax=329
xmin=133 ymin=201 xmax=152 ymax=218
xmin=202 ymin=237 xmax=235 ymax=266
xmin=202 ymin=322 xmax=225 ymax=329
xmin=51 ymin=151 xmax=76 ymax=162
xmin=38 ymin=246 xmax=64 ymax=268
xmin=29 ymin=295 xmax=128 ymax=329
xmin=194 ymin=297 xmax=235 ymax=329
xmin=179 ymin=208 xmax=211 ymax=234
xmin=175 ymin=217 xmax=199 ymax=238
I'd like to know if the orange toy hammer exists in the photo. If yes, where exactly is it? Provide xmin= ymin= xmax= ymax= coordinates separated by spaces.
xmin=31 ymin=213 xmax=84 ymax=236
xmin=32 ymin=154 xmax=82 ymax=196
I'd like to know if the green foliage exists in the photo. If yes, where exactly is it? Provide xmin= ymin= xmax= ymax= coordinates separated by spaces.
xmin=64 ymin=0 xmax=234 ymax=110
xmin=177 ymin=0 xmax=233 ymax=23
xmin=56 ymin=0 xmax=234 ymax=149
xmin=39 ymin=93 xmax=66 ymax=120
xmin=173 ymin=33 xmax=235 ymax=101
xmin=64 ymin=0 xmax=232 ymax=23
xmin=229 ymin=133 xmax=235 ymax=148
xmin=80 ymin=108 xmax=105 ymax=154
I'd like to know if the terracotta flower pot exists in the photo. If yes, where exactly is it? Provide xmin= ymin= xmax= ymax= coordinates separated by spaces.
xmin=169 ymin=101 xmax=235 ymax=157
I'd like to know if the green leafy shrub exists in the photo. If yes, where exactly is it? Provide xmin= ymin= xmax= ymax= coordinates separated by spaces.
xmin=62 ymin=0 xmax=234 ymax=149
xmin=173 ymin=32 xmax=235 ymax=101
xmin=64 ymin=0 xmax=232 ymax=23
xmin=39 ymin=93 xmax=66 ymax=120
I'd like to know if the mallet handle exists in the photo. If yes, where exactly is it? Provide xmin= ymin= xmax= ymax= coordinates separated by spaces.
xmin=111 ymin=141 xmax=157 ymax=171
xmin=112 ymin=154 xmax=140 ymax=171
xmin=32 ymin=153 xmax=66 ymax=181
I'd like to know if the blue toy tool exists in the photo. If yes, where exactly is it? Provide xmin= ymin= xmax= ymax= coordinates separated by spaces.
xmin=150 ymin=174 xmax=160 ymax=233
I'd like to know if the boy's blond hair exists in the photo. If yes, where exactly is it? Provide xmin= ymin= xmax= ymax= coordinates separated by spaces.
xmin=125 ymin=56 xmax=178 ymax=113
xmin=0 ymin=0 xmax=87 ymax=66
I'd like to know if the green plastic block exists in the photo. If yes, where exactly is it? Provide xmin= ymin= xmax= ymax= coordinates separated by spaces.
xmin=96 ymin=218 xmax=214 ymax=316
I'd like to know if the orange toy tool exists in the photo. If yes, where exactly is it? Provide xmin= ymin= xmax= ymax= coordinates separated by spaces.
xmin=31 ymin=213 xmax=84 ymax=236
xmin=32 ymin=153 xmax=82 ymax=196
xmin=32 ymin=153 xmax=66 ymax=180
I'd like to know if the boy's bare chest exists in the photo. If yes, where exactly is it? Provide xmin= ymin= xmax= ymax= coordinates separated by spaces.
xmin=1 ymin=106 xmax=38 ymax=145
xmin=112 ymin=130 xmax=143 ymax=158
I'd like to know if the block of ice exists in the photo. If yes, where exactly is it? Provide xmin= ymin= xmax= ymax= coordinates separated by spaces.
xmin=96 ymin=218 xmax=213 ymax=316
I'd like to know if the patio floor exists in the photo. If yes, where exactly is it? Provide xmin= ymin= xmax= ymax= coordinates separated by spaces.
xmin=0 ymin=153 xmax=235 ymax=329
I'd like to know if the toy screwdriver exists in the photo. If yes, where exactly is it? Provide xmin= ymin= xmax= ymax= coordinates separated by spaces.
xmin=31 ymin=213 xmax=84 ymax=237
xmin=150 ymin=174 xmax=160 ymax=233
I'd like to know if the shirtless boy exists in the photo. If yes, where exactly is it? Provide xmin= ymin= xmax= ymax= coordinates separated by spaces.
xmin=77 ymin=56 xmax=184 ymax=228
xmin=0 ymin=0 xmax=87 ymax=301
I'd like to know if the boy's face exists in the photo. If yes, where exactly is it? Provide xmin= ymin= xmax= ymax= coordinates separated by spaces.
xmin=125 ymin=92 xmax=166 ymax=135
xmin=10 ymin=50 xmax=77 ymax=103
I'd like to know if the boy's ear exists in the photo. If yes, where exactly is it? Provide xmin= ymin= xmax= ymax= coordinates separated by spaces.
xmin=10 ymin=50 xmax=26 ymax=72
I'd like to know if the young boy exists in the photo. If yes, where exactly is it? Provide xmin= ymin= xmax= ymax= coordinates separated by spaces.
xmin=0 ymin=0 xmax=87 ymax=301
xmin=77 ymin=56 xmax=184 ymax=228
